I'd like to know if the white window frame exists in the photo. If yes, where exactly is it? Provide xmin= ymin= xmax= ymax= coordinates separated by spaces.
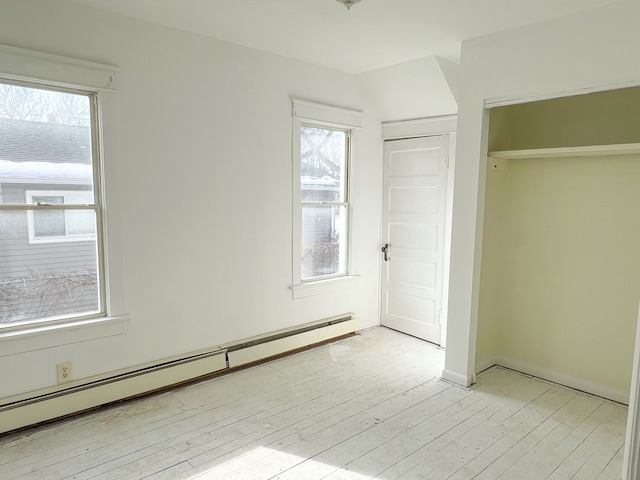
xmin=0 ymin=83 xmax=105 ymax=328
xmin=0 ymin=46 xmax=124 ymax=339
xmin=26 ymin=190 xmax=96 ymax=244
xmin=291 ymin=99 xmax=362 ymax=298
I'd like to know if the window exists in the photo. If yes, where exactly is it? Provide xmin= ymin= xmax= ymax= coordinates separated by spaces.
xmin=0 ymin=81 xmax=104 ymax=327
xmin=300 ymin=125 xmax=349 ymax=280
xmin=292 ymin=100 xmax=362 ymax=291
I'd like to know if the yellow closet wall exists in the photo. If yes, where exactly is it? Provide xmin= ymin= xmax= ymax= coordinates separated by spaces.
xmin=477 ymin=86 xmax=640 ymax=402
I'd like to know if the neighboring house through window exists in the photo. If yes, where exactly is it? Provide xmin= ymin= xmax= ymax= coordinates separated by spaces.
xmin=292 ymin=100 xmax=362 ymax=295
xmin=26 ymin=191 xmax=96 ymax=243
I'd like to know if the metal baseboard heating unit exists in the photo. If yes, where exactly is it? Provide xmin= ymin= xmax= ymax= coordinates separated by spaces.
xmin=223 ymin=314 xmax=358 ymax=368
xmin=0 ymin=348 xmax=227 ymax=434
xmin=0 ymin=314 xmax=357 ymax=434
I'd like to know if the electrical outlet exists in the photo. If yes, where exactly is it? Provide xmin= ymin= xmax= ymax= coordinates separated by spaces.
xmin=56 ymin=361 xmax=73 ymax=384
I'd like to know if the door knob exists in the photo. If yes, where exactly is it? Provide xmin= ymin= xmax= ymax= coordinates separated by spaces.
xmin=381 ymin=243 xmax=390 ymax=262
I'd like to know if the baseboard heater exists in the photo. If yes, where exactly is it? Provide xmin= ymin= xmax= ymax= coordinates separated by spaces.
xmin=222 ymin=314 xmax=356 ymax=368
xmin=0 ymin=314 xmax=357 ymax=435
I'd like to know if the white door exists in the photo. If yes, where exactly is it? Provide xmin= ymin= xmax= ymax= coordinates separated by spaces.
xmin=381 ymin=135 xmax=449 ymax=344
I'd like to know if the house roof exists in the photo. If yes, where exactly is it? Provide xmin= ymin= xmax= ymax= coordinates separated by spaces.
xmin=0 ymin=118 xmax=91 ymax=165
xmin=0 ymin=160 xmax=92 ymax=184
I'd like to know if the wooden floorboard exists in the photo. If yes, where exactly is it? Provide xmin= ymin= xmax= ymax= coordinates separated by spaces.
xmin=0 ymin=327 xmax=627 ymax=480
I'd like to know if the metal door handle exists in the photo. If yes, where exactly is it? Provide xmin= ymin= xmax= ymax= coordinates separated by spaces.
xmin=381 ymin=243 xmax=390 ymax=262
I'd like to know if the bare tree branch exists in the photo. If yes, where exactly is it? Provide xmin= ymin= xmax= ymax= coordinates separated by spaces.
xmin=0 ymin=84 xmax=50 ymax=121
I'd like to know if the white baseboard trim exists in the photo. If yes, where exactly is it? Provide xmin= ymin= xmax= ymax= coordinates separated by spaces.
xmin=494 ymin=356 xmax=630 ymax=405
xmin=441 ymin=368 xmax=474 ymax=387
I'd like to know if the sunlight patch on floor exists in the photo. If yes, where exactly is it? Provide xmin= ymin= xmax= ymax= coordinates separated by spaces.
xmin=189 ymin=446 xmax=372 ymax=479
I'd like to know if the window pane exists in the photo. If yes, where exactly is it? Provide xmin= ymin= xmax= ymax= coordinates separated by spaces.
xmin=300 ymin=126 xmax=346 ymax=202
xmin=66 ymin=210 xmax=96 ymax=235
xmin=32 ymin=195 xmax=65 ymax=237
xmin=301 ymin=205 xmax=347 ymax=280
xmin=0 ymin=85 xmax=93 ymax=205
xmin=0 ymin=210 xmax=100 ymax=325
xmin=64 ymin=192 xmax=93 ymax=205
xmin=34 ymin=210 xmax=66 ymax=237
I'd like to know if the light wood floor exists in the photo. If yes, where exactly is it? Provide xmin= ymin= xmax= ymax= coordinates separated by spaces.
xmin=0 ymin=327 xmax=627 ymax=479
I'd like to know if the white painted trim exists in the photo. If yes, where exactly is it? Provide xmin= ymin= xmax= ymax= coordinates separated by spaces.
xmin=226 ymin=318 xmax=359 ymax=367
xmin=441 ymin=368 xmax=474 ymax=387
xmin=439 ymin=132 xmax=456 ymax=350
xmin=443 ymin=108 xmax=490 ymax=387
xmin=0 ymin=315 xmax=128 ymax=356
xmin=292 ymin=99 xmax=362 ymax=128
xmin=0 ymin=45 xmax=119 ymax=91
xmin=623 ymin=300 xmax=640 ymax=479
xmin=291 ymin=108 xmax=358 ymax=294
xmin=493 ymin=355 xmax=629 ymax=405
xmin=484 ymin=77 xmax=640 ymax=109
xmin=488 ymin=143 xmax=640 ymax=160
xmin=382 ymin=115 xmax=457 ymax=140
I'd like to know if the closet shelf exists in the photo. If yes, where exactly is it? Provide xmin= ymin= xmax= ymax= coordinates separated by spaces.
xmin=488 ymin=143 xmax=640 ymax=160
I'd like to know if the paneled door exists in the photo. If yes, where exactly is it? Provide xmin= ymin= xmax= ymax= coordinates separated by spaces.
xmin=381 ymin=135 xmax=449 ymax=344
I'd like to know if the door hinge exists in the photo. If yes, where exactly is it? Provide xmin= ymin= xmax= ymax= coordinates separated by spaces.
xmin=443 ymin=154 xmax=449 ymax=169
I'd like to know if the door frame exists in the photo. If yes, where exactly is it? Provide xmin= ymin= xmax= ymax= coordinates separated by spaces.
xmin=381 ymin=116 xmax=457 ymax=348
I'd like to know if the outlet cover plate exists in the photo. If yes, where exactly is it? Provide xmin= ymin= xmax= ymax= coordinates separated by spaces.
xmin=56 ymin=361 xmax=73 ymax=384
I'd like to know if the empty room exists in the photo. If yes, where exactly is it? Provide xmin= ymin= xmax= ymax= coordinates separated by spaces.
xmin=1 ymin=0 xmax=640 ymax=479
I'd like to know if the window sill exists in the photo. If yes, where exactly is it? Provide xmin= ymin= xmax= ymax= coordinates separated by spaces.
xmin=0 ymin=315 xmax=129 ymax=356
xmin=291 ymin=275 xmax=361 ymax=299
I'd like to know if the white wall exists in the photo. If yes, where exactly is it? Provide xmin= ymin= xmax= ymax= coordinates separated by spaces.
xmin=358 ymin=56 xmax=458 ymax=122
xmin=0 ymin=0 xmax=383 ymax=399
xmin=444 ymin=0 xmax=640 ymax=385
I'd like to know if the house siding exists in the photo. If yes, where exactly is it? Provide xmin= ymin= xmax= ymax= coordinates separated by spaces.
xmin=0 ymin=118 xmax=99 ymax=324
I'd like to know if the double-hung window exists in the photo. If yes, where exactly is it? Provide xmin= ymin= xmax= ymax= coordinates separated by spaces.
xmin=0 ymin=81 xmax=104 ymax=327
xmin=300 ymin=125 xmax=349 ymax=279
xmin=292 ymin=100 xmax=362 ymax=293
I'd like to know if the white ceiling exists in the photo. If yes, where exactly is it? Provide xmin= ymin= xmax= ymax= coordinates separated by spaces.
xmin=70 ymin=0 xmax=619 ymax=74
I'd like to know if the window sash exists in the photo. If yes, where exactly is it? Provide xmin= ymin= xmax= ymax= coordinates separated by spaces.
xmin=295 ymin=121 xmax=352 ymax=283
xmin=300 ymin=125 xmax=349 ymax=204
xmin=0 ymin=81 xmax=106 ymax=329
